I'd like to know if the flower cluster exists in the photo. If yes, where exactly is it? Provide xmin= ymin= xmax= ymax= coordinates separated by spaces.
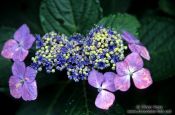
xmin=1 ymin=24 xmax=153 ymax=111
xmin=31 ymin=32 xmax=92 ymax=81
xmin=31 ymin=32 xmax=69 ymax=73
xmin=1 ymin=24 xmax=37 ymax=101
xmin=65 ymin=34 xmax=91 ymax=81
xmin=31 ymin=26 xmax=127 ymax=81
xmin=84 ymin=26 xmax=127 ymax=70
xmin=88 ymin=31 xmax=152 ymax=110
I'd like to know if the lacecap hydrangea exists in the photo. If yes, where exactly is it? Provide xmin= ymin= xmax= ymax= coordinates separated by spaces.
xmin=31 ymin=26 xmax=127 ymax=81
xmin=1 ymin=24 xmax=153 ymax=110
xmin=31 ymin=32 xmax=69 ymax=73
xmin=31 ymin=32 xmax=92 ymax=81
xmin=84 ymin=26 xmax=127 ymax=70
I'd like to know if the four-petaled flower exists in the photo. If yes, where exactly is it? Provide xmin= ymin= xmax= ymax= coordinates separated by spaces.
xmin=88 ymin=69 xmax=116 ymax=110
xmin=9 ymin=61 xmax=37 ymax=101
xmin=1 ymin=24 xmax=35 ymax=61
xmin=121 ymin=31 xmax=150 ymax=60
xmin=114 ymin=53 xmax=152 ymax=91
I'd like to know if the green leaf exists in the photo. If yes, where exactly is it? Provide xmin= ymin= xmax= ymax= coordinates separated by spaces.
xmin=100 ymin=0 xmax=131 ymax=16
xmin=139 ymin=17 xmax=175 ymax=81
xmin=159 ymin=0 xmax=175 ymax=17
xmin=98 ymin=14 xmax=140 ymax=36
xmin=0 ymin=27 xmax=15 ymax=88
xmin=40 ymin=0 xmax=102 ymax=35
xmin=17 ymin=82 xmax=125 ymax=115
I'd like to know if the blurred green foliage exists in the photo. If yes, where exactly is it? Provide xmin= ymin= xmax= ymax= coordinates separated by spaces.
xmin=159 ymin=0 xmax=175 ymax=16
xmin=140 ymin=16 xmax=175 ymax=81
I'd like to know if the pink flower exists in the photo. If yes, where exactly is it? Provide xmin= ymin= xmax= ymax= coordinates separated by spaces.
xmin=114 ymin=53 xmax=152 ymax=91
xmin=121 ymin=31 xmax=150 ymax=60
xmin=9 ymin=61 xmax=37 ymax=101
xmin=1 ymin=24 xmax=35 ymax=61
xmin=88 ymin=69 xmax=116 ymax=110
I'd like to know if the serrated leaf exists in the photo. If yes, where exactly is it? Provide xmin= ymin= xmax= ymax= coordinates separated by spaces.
xmin=40 ymin=0 xmax=102 ymax=35
xmin=17 ymin=82 xmax=125 ymax=115
xmin=139 ymin=17 xmax=175 ymax=81
xmin=98 ymin=14 xmax=140 ymax=36
xmin=0 ymin=27 xmax=15 ymax=88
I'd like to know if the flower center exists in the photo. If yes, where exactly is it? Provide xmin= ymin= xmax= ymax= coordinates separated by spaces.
xmin=97 ymin=87 xmax=103 ymax=92
xmin=15 ymin=80 xmax=24 ymax=88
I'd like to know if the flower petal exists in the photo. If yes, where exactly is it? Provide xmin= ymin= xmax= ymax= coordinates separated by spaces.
xmin=24 ymin=67 xmax=37 ymax=83
xmin=14 ymin=24 xmax=30 ymax=43
xmin=95 ymin=90 xmax=115 ymax=110
xmin=121 ymin=31 xmax=140 ymax=44
xmin=22 ymin=81 xmax=37 ymax=101
xmin=88 ymin=69 xmax=104 ymax=88
xmin=102 ymin=72 xmax=116 ymax=92
xmin=114 ymin=74 xmax=130 ymax=91
xmin=129 ymin=44 xmax=150 ymax=61
xmin=116 ymin=61 xmax=129 ymax=76
xmin=1 ymin=39 xmax=18 ymax=59
xmin=12 ymin=47 xmax=28 ymax=61
xmin=12 ymin=61 xmax=26 ymax=78
xmin=9 ymin=76 xmax=22 ymax=99
xmin=132 ymin=68 xmax=153 ymax=89
xmin=22 ymin=34 xmax=35 ymax=50
xmin=125 ymin=53 xmax=143 ymax=73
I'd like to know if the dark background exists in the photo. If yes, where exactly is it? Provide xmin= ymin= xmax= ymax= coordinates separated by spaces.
xmin=0 ymin=0 xmax=175 ymax=115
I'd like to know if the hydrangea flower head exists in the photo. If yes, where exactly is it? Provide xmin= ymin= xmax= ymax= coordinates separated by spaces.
xmin=121 ymin=31 xmax=150 ymax=60
xmin=0 ymin=21 xmax=154 ymax=111
xmin=88 ymin=69 xmax=116 ymax=110
xmin=31 ymin=32 xmax=69 ymax=73
xmin=66 ymin=34 xmax=91 ymax=81
xmin=84 ymin=25 xmax=127 ymax=70
xmin=32 ymin=32 xmax=91 ymax=81
xmin=9 ymin=61 xmax=37 ymax=101
xmin=114 ymin=53 xmax=152 ymax=91
xmin=1 ymin=24 xmax=35 ymax=61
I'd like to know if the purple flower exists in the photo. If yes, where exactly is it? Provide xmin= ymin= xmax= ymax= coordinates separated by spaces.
xmin=9 ymin=61 xmax=37 ymax=101
xmin=88 ymin=69 xmax=116 ymax=110
xmin=1 ymin=24 xmax=35 ymax=61
xmin=121 ymin=31 xmax=150 ymax=60
xmin=114 ymin=53 xmax=152 ymax=91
